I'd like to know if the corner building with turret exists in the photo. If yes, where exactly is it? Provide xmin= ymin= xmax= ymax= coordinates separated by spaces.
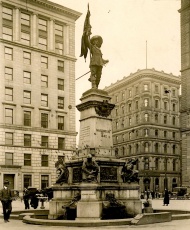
xmin=0 ymin=0 xmax=81 ymax=191
xmin=105 ymin=69 xmax=181 ymax=193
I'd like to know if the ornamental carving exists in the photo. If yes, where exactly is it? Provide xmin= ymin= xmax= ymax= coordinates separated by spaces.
xmin=95 ymin=100 xmax=115 ymax=117
xmin=100 ymin=167 xmax=117 ymax=182
xmin=73 ymin=167 xmax=82 ymax=183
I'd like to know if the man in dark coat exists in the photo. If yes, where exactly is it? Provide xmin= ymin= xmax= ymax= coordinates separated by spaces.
xmin=0 ymin=180 xmax=13 ymax=222
xmin=163 ymin=189 xmax=170 ymax=206
xmin=23 ymin=186 xmax=30 ymax=209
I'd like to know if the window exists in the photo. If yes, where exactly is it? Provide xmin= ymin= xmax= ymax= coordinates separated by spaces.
xmin=164 ymin=115 xmax=167 ymax=124
xmin=129 ymin=132 xmax=132 ymax=140
xmin=5 ymin=47 xmax=13 ymax=60
xmin=122 ymin=146 xmax=125 ymax=155
xmin=115 ymin=108 xmax=118 ymax=116
xmin=164 ymin=131 xmax=167 ymax=138
xmin=41 ymin=94 xmax=48 ymax=107
xmin=3 ymin=27 xmax=13 ymax=41
xmin=155 ymin=129 xmax=158 ymax=137
xmin=41 ymin=155 xmax=48 ymax=167
xmin=155 ymin=158 xmax=159 ymax=170
xmin=21 ymin=13 xmax=30 ymax=26
xmin=144 ymin=157 xmax=149 ymax=170
xmin=3 ymin=7 xmax=13 ymax=20
xmin=58 ymin=116 xmax=64 ymax=130
xmin=145 ymin=113 xmax=149 ymax=122
xmin=41 ymin=113 xmax=48 ymax=128
xmin=58 ymin=97 xmax=64 ymax=109
xmin=58 ymin=155 xmax=65 ymax=161
xmin=39 ymin=18 xmax=47 ymax=31
xmin=155 ymin=85 xmax=159 ymax=93
xmin=172 ymin=145 xmax=176 ymax=154
xmin=55 ymin=42 xmax=63 ymax=55
xmin=39 ymin=37 xmax=47 ymax=50
xmin=129 ymin=117 xmax=131 ymax=126
xmin=55 ymin=24 xmax=63 ymax=36
xmin=24 ymin=134 xmax=31 ymax=147
xmin=24 ymin=154 xmax=31 ymax=166
xmin=136 ymin=86 xmax=139 ymax=94
xmin=116 ymin=122 xmax=118 ymax=129
xmin=116 ymin=95 xmax=118 ymax=102
xmin=155 ymin=114 xmax=158 ymax=123
xmin=144 ymin=129 xmax=148 ymax=137
xmin=144 ymin=99 xmax=149 ymax=107
xmin=23 ymin=91 xmax=31 ymax=104
xmin=41 ymin=136 xmax=48 ymax=148
xmin=136 ymin=130 xmax=139 ymax=137
xmin=23 ymin=52 xmax=31 ymax=64
xmin=129 ymin=90 xmax=132 ymax=97
xmin=128 ymin=103 xmax=131 ymax=112
xmin=121 ymin=106 xmax=125 ymax=114
xmin=41 ymin=175 xmax=49 ymax=189
xmin=41 ymin=56 xmax=48 ymax=68
xmin=58 ymin=60 xmax=64 ymax=72
xmin=129 ymin=145 xmax=132 ymax=155
xmin=172 ymin=89 xmax=176 ymax=97
xmin=172 ymin=132 xmax=176 ymax=139
xmin=5 ymin=87 xmax=13 ymax=101
xmin=173 ymin=104 xmax=176 ymax=112
xmin=5 ymin=153 xmax=13 ymax=165
xmin=136 ymin=101 xmax=138 ymax=109
xmin=136 ymin=144 xmax=139 ymax=153
xmin=144 ymin=84 xmax=148 ymax=91
xmin=155 ymin=143 xmax=159 ymax=153
xmin=136 ymin=115 xmax=139 ymax=124
xmin=155 ymin=100 xmax=159 ymax=108
xmin=5 ymin=108 xmax=13 ymax=124
xmin=23 ymin=71 xmax=31 ymax=84
xmin=58 ymin=137 xmax=65 ymax=150
xmin=164 ymin=144 xmax=167 ymax=154
xmin=164 ymin=102 xmax=167 ymax=110
xmin=5 ymin=67 xmax=13 ymax=81
xmin=21 ymin=32 xmax=30 ymax=45
xmin=23 ymin=175 xmax=32 ymax=188
xmin=122 ymin=92 xmax=125 ymax=99
xmin=24 ymin=111 xmax=31 ymax=126
xmin=173 ymin=116 xmax=176 ymax=125
xmin=41 ymin=75 xmax=48 ymax=87
xmin=5 ymin=132 xmax=13 ymax=145
xmin=58 ymin=78 xmax=64 ymax=90
xmin=173 ymin=159 xmax=176 ymax=171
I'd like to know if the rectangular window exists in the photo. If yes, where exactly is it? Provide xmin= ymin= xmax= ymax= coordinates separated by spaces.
xmin=5 ymin=132 xmax=13 ymax=145
xmin=21 ymin=32 xmax=30 ymax=45
xmin=23 ymin=91 xmax=31 ymax=104
xmin=24 ymin=134 xmax=31 ymax=147
xmin=155 ymin=85 xmax=159 ymax=93
xmin=164 ymin=115 xmax=167 ymax=124
xmin=144 ymin=84 xmax=148 ymax=91
xmin=24 ymin=154 xmax=31 ymax=166
xmin=41 ymin=94 xmax=48 ymax=107
xmin=41 ymin=113 xmax=48 ymax=128
xmin=173 ymin=104 xmax=176 ymax=112
xmin=172 ymin=89 xmax=176 ymax=97
xmin=3 ymin=7 xmax=13 ymax=20
xmin=58 ymin=116 xmax=64 ymax=130
xmin=23 ymin=175 xmax=32 ymax=188
xmin=23 ymin=52 xmax=31 ymax=64
xmin=172 ymin=132 xmax=176 ymax=139
xmin=21 ymin=13 xmax=30 ymax=26
xmin=5 ymin=87 xmax=13 ymax=101
xmin=155 ymin=100 xmax=159 ymax=108
xmin=136 ymin=101 xmax=138 ymax=109
xmin=128 ymin=103 xmax=131 ymax=112
xmin=41 ymin=75 xmax=48 ymax=87
xmin=55 ymin=42 xmax=63 ymax=55
xmin=144 ymin=99 xmax=149 ymax=107
xmin=129 ymin=90 xmax=132 ymax=97
xmin=3 ymin=27 xmax=13 ymax=41
xmin=164 ymin=131 xmax=167 ymax=138
xmin=41 ymin=175 xmax=49 ymax=189
xmin=5 ymin=152 xmax=13 ymax=165
xmin=5 ymin=108 xmax=13 ymax=124
xmin=144 ymin=158 xmax=149 ymax=170
xmin=39 ymin=18 xmax=47 ymax=31
xmin=41 ymin=155 xmax=48 ymax=167
xmin=41 ymin=136 xmax=48 ymax=148
xmin=58 ymin=78 xmax=64 ymax=90
xmin=41 ymin=56 xmax=48 ymax=68
xmin=5 ymin=67 xmax=13 ymax=81
xmin=58 ymin=60 xmax=64 ymax=72
xmin=24 ymin=111 xmax=31 ymax=126
xmin=23 ymin=71 xmax=31 ymax=84
xmin=58 ymin=97 xmax=64 ymax=109
xmin=5 ymin=47 xmax=13 ymax=60
xmin=55 ymin=24 xmax=63 ymax=36
xmin=164 ymin=102 xmax=167 ymax=110
xmin=58 ymin=137 xmax=65 ymax=150
xmin=39 ymin=37 xmax=47 ymax=50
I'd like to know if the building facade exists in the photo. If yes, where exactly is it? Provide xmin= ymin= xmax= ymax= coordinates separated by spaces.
xmin=179 ymin=1 xmax=190 ymax=188
xmin=105 ymin=69 xmax=181 ymax=193
xmin=0 ymin=0 xmax=81 ymax=191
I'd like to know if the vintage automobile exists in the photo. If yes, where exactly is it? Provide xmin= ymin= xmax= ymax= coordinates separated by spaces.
xmin=172 ymin=187 xmax=190 ymax=199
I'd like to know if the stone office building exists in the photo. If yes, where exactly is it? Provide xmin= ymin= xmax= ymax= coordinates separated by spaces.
xmin=179 ymin=1 xmax=190 ymax=188
xmin=0 ymin=0 xmax=81 ymax=191
xmin=105 ymin=69 xmax=181 ymax=193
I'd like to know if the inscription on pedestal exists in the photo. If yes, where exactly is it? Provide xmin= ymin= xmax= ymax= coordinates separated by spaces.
xmin=81 ymin=190 xmax=97 ymax=200
xmin=73 ymin=167 xmax=82 ymax=183
xmin=100 ymin=167 xmax=117 ymax=182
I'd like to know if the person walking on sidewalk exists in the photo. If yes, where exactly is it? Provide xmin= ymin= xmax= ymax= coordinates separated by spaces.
xmin=0 ymin=180 xmax=14 ymax=222
xmin=23 ymin=186 xmax=30 ymax=209
xmin=163 ymin=188 xmax=170 ymax=206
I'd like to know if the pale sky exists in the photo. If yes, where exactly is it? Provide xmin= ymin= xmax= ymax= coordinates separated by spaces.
xmin=49 ymin=0 xmax=181 ymax=142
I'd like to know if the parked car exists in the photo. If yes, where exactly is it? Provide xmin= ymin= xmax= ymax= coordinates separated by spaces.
xmin=172 ymin=187 xmax=188 ymax=199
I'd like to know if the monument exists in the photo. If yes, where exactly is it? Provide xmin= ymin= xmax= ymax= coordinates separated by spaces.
xmin=48 ymin=5 xmax=142 ymax=220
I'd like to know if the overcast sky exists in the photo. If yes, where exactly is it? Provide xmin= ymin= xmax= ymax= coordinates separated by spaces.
xmin=49 ymin=0 xmax=181 ymax=141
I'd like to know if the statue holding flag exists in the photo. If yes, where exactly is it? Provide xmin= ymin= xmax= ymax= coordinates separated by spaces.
xmin=80 ymin=5 xmax=109 ymax=89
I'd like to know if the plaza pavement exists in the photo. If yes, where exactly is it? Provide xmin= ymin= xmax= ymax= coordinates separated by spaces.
xmin=1 ymin=199 xmax=190 ymax=229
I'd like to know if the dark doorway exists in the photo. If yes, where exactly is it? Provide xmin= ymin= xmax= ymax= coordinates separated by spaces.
xmin=4 ymin=174 xmax=15 ymax=189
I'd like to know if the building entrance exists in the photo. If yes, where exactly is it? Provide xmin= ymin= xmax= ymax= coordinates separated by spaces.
xmin=4 ymin=174 xmax=15 ymax=189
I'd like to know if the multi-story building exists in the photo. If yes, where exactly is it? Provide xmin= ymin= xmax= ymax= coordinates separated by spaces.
xmin=105 ymin=69 xmax=181 ymax=193
xmin=179 ymin=1 xmax=190 ymax=188
xmin=0 ymin=0 xmax=81 ymax=191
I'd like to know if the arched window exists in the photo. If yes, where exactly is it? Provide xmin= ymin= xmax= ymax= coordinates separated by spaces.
xmin=122 ymin=146 xmax=125 ymax=156
xmin=136 ymin=144 xmax=139 ymax=153
xmin=164 ymin=144 xmax=167 ymax=154
xmin=144 ymin=99 xmax=149 ymax=107
xmin=173 ymin=116 xmax=176 ymax=125
xmin=129 ymin=145 xmax=132 ymax=155
xmin=155 ymin=114 xmax=158 ymax=123
xmin=155 ymin=158 xmax=159 ymax=170
xmin=155 ymin=143 xmax=159 ymax=153
xmin=172 ymin=145 xmax=176 ymax=154
xmin=164 ymin=115 xmax=167 ymax=124
xmin=173 ymin=159 xmax=176 ymax=171
xmin=145 ymin=142 xmax=149 ymax=152
xmin=144 ymin=157 xmax=149 ymax=170
xmin=145 ymin=113 xmax=149 ymax=122
xmin=155 ymin=129 xmax=158 ymax=137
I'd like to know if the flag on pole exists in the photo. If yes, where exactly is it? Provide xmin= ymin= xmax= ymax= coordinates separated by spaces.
xmin=80 ymin=4 xmax=91 ymax=61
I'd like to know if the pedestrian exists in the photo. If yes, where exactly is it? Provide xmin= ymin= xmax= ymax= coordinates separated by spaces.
xmin=23 ymin=186 xmax=30 ymax=209
xmin=0 ymin=180 xmax=13 ymax=222
xmin=163 ymin=188 xmax=170 ymax=206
